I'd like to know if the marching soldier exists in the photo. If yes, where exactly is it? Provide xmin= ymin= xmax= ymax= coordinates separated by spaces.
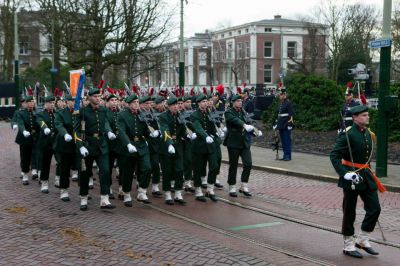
xmin=158 ymin=96 xmax=187 ymax=205
xmin=190 ymin=94 xmax=222 ymax=202
xmin=210 ymin=92 xmax=225 ymax=190
xmin=15 ymin=96 xmax=39 ymax=185
xmin=36 ymin=94 xmax=57 ymax=193
xmin=182 ymin=95 xmax=196 ymax=193
xmin=105 ymin=94 xmax=120 ymax=199
xmin=74 ymin=88 xmax=115 ymax=210
xmin=224 ymin=94 xmax=262 ymax=197
xmin=274 ymin=88 xmax=294 ymax=161
xmin=340 ymin=88 xmax=360 ymax=132
xmin=140 ymin=95 xmax=163 ymax=197
xmin=117 ymin=94 xmax=153 ymax=207
xmin=330 ymin=105 xmax=384 ymax=259
xmin=54 ymin=94 xmax=77 ymax=201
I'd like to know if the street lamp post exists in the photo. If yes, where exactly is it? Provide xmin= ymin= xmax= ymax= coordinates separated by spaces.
xmin=179 ymin=0 xmax=185 ymax=89
xmin=14 ymin=10 xmax=20 ymax=109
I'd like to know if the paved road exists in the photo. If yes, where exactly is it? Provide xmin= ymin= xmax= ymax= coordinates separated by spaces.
xmin=1 ymin=122 xmax=400 ymax=265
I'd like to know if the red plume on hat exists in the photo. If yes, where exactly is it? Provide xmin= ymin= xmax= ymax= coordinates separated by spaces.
xmin=190 ymin=88 xmax=194 ymax=96
xmin=97 ymin=79 xmax=105 ymax=89
xmin=216 ymin=84 xmax=224 ymax=95
xmin=237 ymin=87 xmax=242 ymax=95
xmin=210 ymin=86 xmax=214 ymax=94
xmin=174 ymin=89 xmax=180 ymax=97
xmin=132 ymin=84 xmax=139 ymax=95
xmin=118 ymin=89 xmax=125 ymax=97
xmin=346 ymin=81 xmax=353 ymax=88
xmin=54 ymin=87 xmax=63 ymax=97
xmin=278 ymin=82 xmax=283 ymax=88
xmin=203 ymin=87 xmax=207 ymax=95
xmin=107 ymin=87 xmax=114 ymax=94
xmin=149 ymin=87 xmax=154 ymax=96
xmin=27 ymin=87 xmax=33 ymax=96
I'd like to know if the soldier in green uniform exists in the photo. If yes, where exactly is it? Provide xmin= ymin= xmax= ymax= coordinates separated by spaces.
xmin=36 ymin=95 xmax=57 ymax=193
xmin=224 ymin=94 xmax=262 ymax=197
xmin=74 ymin=88 xmax=115 ymax=210
xmin=182 ymin=95 xmax=196 ymax=193
xmin=210 ymin=92 xmax=225 ymax=190
xmin=54 ymin=95 xmax=77 ymax=201
xmin=15 ymin=96 xmax=39 ymax=185
xmin=11 ymin=98 xmax=26 ymax=131
xmin=158 ymin=96 xmax=187 ymax=205
xmin=105 ymin=94 xmax=120 ymax=199
xmin=117 ymin=94 xmax=153 ymax=207
xmin=190 ymin=94 xmax=222 ymax=202
xmin=140 ymin=95 xmax=163 ymax=197
xmin=330 ymin=105 xmax=382 ymax=259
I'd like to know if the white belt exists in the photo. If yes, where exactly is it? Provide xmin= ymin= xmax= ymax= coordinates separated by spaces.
xmin=278 ymin=113 xmax=289 ymax=117
xmin=344 ymin=117 xmax=352 ymax=121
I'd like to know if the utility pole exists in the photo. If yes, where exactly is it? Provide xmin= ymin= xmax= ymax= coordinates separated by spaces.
xmin=14 ymin=10 xmax=20 ymax=109
xmin=179 ymin=0 xmax=185 ymax=89
xmin=376 ymin=0 xmax=392 ymax=177
xmin=50 ymin=18 xmax=57 ymax=93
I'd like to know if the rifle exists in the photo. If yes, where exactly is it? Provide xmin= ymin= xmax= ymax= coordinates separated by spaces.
xmin=177 ymin=110 xmax=194 ymax=135
xmin=207 ymin=109 xmax=225 ymax=133
xmin=138 ymin=109 xmax=157 ymax=133
xmin=243 ymin=110 xmax=261 ymax=136
xmin=270 ymin=129 xmax=280 ymax=160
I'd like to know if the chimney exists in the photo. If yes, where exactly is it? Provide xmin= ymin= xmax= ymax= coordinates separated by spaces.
xmin=274 ymin=15 xmax=282 ymax=19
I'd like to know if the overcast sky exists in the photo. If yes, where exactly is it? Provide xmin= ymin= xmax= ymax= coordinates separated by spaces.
xmin=165 ymin=0 xmax=384 ymax=39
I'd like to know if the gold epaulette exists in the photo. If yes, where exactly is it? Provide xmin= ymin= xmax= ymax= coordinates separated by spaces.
xmin=368 ymin=128 xmax=376 ymax=142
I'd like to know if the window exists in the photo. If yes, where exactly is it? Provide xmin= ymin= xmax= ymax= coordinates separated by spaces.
xmin=264 ymin=28 xmax=272 ymax=32
xmin=184 ymin=52 xmax=188 ymax=66
xmin=238 ymin=30 xmax=241 ymax=34
xmin=245 ymin=28 xmax=249 ymax=33
xmin=287 ymin=41 xmax=297 ymax=58
xmin=245 ymin=42 xmax=250 ymax=58
xmin=237 ymin=43 xmax=243 ymax=59
xmin=19 ymin=36 xmax=30 ymax=55
xmin=221 ymin=33 xmax=224 ymax=38
xmin=245 ymin=64 xmax=250 ymax=81
xmin=198 ymin=52 xmax=207 ymax=66
xmin=229 ymin=32 xmax=232 ymax=37
xmin=221 ymin=48 xmax=226 ymax=60
xmin=264 ymin=65 xmax=272 ymax=83
xmin=214 ymin=49 xmax=219 ymax=62
xmin=264 ymin=41 xmax=273 ymax=58
xmin=227 ymin=43 xmax=233 ymax=60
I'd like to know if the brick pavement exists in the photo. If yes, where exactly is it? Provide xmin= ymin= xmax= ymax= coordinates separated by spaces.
xmin=0 ymin=122 xmax=318 ymax=265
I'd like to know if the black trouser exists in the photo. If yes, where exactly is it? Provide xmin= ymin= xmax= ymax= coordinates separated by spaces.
xmin=30 ymin=139 xmax=40 ymax=170
xmin=215 ymin=145 xmax=222 ymax=176
xmin=79 ymin=153 xmax=110 ymax=196
xmin=108 ymin=150 xmax=120 ymax=186
xmin=342 ymin=188 xmax=381 ymax=236
xmin=39 ymin=149 xmax=54 ymax=181
xmin=227 ymin=147 xmax=252 ymax=185
xmin=54 ymin=152 xmax=61 ymax=177
xmin=59 ymin=152 xmax=75 ymax=189
xmin=119 ymin=154 xmax=151 ymax=193
xmin=160 ymin=154 xmax=183 ymax=192
xmin=183 ymin=143 xmax=193 ymax=181
xmin=193 ymin=152 xmax=218 ymax=187
xmin=20 ymin=145 xmax=33 ymax=173
xmin=150 ymin=152 xmax=161 ymax=184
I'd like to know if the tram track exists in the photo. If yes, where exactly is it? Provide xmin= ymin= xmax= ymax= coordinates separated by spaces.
xmin=217 ymin=196 xmax=400 ymax=249
xmin=145 ymin=200 xmax=337 ymax=266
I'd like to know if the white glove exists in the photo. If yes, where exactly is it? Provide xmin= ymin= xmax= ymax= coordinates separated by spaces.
xmin=288 ymin=126 xmax=293 ymax=131
xmin=344 ymin=172 xmax=360 ymax=183
xmin=216 ymin=130 xmax=224 ymax=138
xmin=23 ymin=130 xmax=31 ymax=138
xmin=191 ymin=133 xmax=197 ymax=140
xmin=64 ymin=133 xmax=73 ymax=142
xmin=127 ymin=143 xmax=137 ymax=153
xmin=243 ymin=124 xmax=254 ymax=132
xmin=222 ymin=126 xmax=227 ymax=133
xmin=12 ymin=124 xmax=18 ymax=131
xmin=257 ymin=130 xmax=263 ymax=137
xmin=107 ymin=131 xmax=116 ymax=140
xmin=79 ymin=146 xmax=89 ymax=157
xmin=150 ymin=130 xmax=159 ymax=138
xmin=206 ymin=136 xmax=214 ymax=144
xmin=272 ymin=125 xmax=277 ymax=130
xmin=168 ymin=144 xmax=175 ymax=154
xmin=44 ymin=128 xmax=51 ymax=135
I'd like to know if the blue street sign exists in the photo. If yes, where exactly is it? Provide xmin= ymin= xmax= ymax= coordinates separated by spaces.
xmin=368 ymin=39 xmax=392 ymax=49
